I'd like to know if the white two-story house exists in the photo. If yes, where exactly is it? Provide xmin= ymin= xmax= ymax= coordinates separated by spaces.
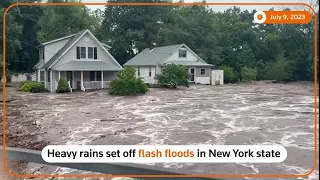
xmin=33 ymin=29 xmax=123 ymax=92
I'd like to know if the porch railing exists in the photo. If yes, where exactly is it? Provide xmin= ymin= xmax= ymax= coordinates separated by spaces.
xmin=83 ymin=81 xmax=111 ymax=90
xmin=1 ymin=146 xmax=223 ymax=180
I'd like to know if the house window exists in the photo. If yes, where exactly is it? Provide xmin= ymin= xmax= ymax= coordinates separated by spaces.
xmin=200 ymin=68 xmax=206 ymax=75
xmin=96 ymin=71 xmax=102 ymax=81
xmin=80 ymin=47 xmax=86 ymax=58
xmin=40 ymin=71 xmax=44 ymax=82
xmin=137 ymin=67 xmax=140 ymax=76
xmin=39 ymin=48 xmax=44 ymax=60
xmin=149 ymin=67 xmax=152 ymax=77
xmin=47 ymin=71 xmax=50 ymax=82
xmin=88 ymin=47 xmax=94 ymax=59
xmin=90 ymin=71 xmax=95 ymax=81
xmin=178 ymin=49 xmax=187 ymax=58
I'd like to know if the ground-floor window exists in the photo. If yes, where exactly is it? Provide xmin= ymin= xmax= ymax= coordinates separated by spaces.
xmin=90 ymin=71 xmax=102 ymax=81
xmin=40 ymin=71 xmax=44 ymax=82
xmin=47 ymin=71 xmax=50 ymax=82
xmin=200 ymin=68 xmax=206 ymax=75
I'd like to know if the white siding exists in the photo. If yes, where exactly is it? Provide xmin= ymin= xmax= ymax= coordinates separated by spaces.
xmin=163 ymin=48 xmax=199 ymax=63
xmin=51 ymin=33 xmax=118 ymax=69
xmin=195 ymin=77 xmax=210 ymax=84
xmin=211 ymin=70 xmax=224 ymax=85
xmin=137 ymin=67 xmax=156 ymax=84
xmin=43 ymin=38 xmax=71 ymax=63
xmin=155 ymin=65 xmax=162 ymax=75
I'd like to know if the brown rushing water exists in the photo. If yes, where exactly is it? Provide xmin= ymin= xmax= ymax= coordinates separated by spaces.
xmin=2 ymin=81 xmax=319 ymax=180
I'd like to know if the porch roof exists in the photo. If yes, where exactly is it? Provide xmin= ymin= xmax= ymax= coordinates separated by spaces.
xmin=52 ymin=60 xmax=123 ymax=71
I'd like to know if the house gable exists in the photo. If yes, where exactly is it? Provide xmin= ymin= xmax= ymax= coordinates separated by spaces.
xmin=161 ymin=44 xmax=206 ymax=64
xmin=42 ymin=37 xmax=72 ymax=64
xmin=45 ymin=30 xmax=122 ymax=70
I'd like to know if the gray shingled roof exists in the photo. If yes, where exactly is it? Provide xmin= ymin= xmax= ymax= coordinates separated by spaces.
xmin=162 ymin=60 xmax=213 ymax=67
xmin=53 ymin=60 xmax=122 ymax=71
xmin=123 ymin=44 xmax=212 ymax=67
xmin=123 ymin=44 xmax=184 ymax=66
xmin=43 ymin=29 xmax=88 ymax=69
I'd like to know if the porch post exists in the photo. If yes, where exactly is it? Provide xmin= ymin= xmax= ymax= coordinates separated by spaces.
xmin=37 ymin=70 xmax=40 ymax=82
xmin=58 ymin=71 xmax=60 ymax=80
xmin=81 ymin=71 xmax=83 ymax=91
xmin=50 ymin=70 xmax=53 ymax=92
xmin=101 ymin=71 xmax=104 ymax=88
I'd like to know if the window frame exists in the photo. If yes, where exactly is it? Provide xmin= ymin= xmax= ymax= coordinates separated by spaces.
xmin=39 ymin=48 xmax=44 ymax=60
xmin=178 ymin=49 xmax=187 ymax=58
xmin=40 ymin=70 xmax=45 ymax=82
xmin=80 ymin=47 xmax=87 ymax=59
xmin=90 ymin=71 xmax=96 ymax=81
xmin=47 ymin=71 xmax=50 ymax=83
xmin=200 ymin=68 xmax=206 ymax=75
xmin=88 ymin=47 xmax=94 ymax=59
xmin=96 ymin=71 xmax=102 ymax=81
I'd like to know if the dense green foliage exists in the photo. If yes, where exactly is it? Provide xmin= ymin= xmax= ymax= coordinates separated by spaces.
xmin=220 ymin=66 xmax=238 ymax=83
xmin=19 ymin=81 xmax=46 ymax=93
xmin=109 ymin=67 xmax=149 ymax=95
xmin=56 ymin=77 xmax=71 ymax=93
xmin=1 ymin=0 xmax=318 ymax=82
xmin=240 ymin=67 xmax=257 ymax=82
xmin=157 ymin=64 xmax=190 ymax=88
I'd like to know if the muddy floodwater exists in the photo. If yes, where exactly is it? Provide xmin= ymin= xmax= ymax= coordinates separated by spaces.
xmin=3 ymin=81 xmax=319 ymax=180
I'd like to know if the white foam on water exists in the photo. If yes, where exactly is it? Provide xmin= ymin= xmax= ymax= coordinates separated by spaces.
xmin=282 ymin=164 xmax=319 ymax=180
xmin=233 ymin=101 xmax=280 ymax=112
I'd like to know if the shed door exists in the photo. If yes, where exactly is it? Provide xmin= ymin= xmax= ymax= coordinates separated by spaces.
xmin=215 ymin=71 xmax=220 ymax=85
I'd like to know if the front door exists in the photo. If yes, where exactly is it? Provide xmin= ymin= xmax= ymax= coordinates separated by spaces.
xmin=189 ymin=68 xmax=195 ymax=82
xmin=66 ymin=71 xmax=73 ymax=88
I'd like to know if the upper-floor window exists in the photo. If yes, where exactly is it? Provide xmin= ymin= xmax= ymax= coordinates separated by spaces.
xmin=77 ymin=46 xmax=98 ymax=59
xmin=178 ymin=49 xmax=187 ymax=58
xmin=39 ymin=48 xmax=44 ymax=60
xmin=80 ymin=47 xmax=86 ymax=58
xmin=88 ymin=47 xmax=94 ymax=59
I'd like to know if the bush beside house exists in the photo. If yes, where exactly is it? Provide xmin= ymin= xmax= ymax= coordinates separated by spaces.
xmin=240 ymin=67 xmax=257 ymax=82
xmin=156 ymin=64 xmax=190 ymax=88
xmin=19 ymin=81 xmax=46 ymax=93
xmin=56 ymin=78 xmax=71 ymax=93
xmin=109 ymin=67 xmax=149 ymax=95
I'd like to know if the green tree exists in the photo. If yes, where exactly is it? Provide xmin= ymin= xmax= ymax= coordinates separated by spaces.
xmin=157 ymin=64 xmax=190 ymax=88
xmin=264 ymin=55 xmax=293 ymax=81
xmin=240 ymin=67 xmax=257 ymax=82
xmin=101 ymin=0 xmax=173 ymax=65
xmin=56 ymin=77 xmax=71 ymax=93
xmin=220 ymin=66 xmax=238 ymax=83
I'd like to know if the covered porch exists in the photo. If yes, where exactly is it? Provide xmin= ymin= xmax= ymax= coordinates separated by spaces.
xmin=43 ymin=60 xmax=122 ymax=92
xmin=44 ymin=70 xmax=118 ymax=92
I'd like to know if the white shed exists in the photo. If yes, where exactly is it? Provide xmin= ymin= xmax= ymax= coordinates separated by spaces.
xmin=211 ymin=69 xmax=224 ymax=85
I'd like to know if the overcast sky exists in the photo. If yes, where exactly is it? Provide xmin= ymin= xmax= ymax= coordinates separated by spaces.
xmin=81 ymin=0 xmax=314 ymax=12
